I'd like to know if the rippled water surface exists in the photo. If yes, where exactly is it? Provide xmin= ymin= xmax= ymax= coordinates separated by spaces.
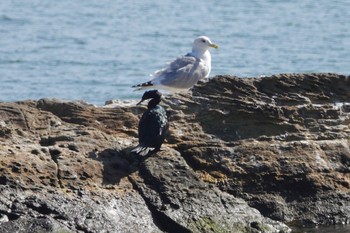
xmin=1 ymin=0 xmax=349 ymax=105
xmin=291 ymin=224 xmax=350 ymax=233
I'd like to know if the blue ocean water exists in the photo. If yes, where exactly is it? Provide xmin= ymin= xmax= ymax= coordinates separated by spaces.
xmin=0 ymin=0 xmax=349 ymax=105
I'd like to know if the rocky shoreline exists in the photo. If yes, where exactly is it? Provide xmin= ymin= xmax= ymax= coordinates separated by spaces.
xmin=0 ymin=73 xmax=349 ymax=232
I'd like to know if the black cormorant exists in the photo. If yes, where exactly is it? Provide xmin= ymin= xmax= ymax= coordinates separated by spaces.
xmin=132 ymin=90 xmax=169 ymax=156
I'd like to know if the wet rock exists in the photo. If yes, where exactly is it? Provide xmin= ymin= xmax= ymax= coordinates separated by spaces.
xmin=0 ymin=217 xmax=69 ymax=233
xmin=0 ymin=73 xmax=349 ymax=232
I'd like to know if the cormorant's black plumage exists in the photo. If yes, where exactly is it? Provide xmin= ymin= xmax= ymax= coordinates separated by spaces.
xmin=132 ymin=90 xmax=169 ymax=156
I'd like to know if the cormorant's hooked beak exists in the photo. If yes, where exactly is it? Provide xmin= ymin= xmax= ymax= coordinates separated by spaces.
xmin=209 ymin=43 xmax=219 ymax=49
xmin=136 ymin=100 xmax=144 ymax=106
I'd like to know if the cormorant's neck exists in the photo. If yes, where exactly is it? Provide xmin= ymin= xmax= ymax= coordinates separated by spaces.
xmin=147 ymin=97 xmax=161 ymax=109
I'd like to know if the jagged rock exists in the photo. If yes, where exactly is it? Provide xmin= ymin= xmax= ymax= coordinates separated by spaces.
xmin=162 ymin=73 xmax=350 ymax=226
xmin=130 ymin=149 xmax=289 ymax=232
xmin=0 ymin=73 xmax=349 ymax=232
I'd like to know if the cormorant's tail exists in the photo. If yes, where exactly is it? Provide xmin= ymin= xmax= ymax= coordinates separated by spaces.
xmin=131 ymin=145 xmax=156 ymax=156
xmin=132 ymin=81 xmax=154 ymax=91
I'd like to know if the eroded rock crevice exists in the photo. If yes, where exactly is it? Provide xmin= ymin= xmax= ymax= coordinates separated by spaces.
xmin=128 ymin=173 xmax=192 ymax=233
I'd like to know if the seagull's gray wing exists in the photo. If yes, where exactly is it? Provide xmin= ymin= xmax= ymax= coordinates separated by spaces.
xmin=152 ymin=56 xmax=209 ymax=89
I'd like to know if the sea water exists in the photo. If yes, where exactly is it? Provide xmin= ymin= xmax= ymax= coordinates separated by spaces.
xmin=291 ymin=224 xmax=350 ymax=233
xmin=0 ymin=0 xmax=349 ymax=105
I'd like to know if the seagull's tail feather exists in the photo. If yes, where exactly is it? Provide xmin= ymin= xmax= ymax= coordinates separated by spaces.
xmin=132 ymin=81 xmax=154 ymax=91
xmin=131 ymin=145 xmax=156 ymax=156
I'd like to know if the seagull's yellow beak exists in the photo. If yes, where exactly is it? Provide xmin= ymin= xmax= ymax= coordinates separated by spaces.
xmin=209 ymin=43 xmax=219 ymax=49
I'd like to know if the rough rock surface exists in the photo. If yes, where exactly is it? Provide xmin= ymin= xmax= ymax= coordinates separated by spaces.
xmin=0 ymin=73 xmax=349 ymax=232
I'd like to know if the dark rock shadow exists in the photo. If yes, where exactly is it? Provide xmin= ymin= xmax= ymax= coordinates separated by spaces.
xmin=88 ymin=147 xmax=148 ymax=185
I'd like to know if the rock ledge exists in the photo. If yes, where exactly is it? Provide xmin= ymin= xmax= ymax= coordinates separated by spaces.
xmin=0 ymin=73 xmax=349 ymax=232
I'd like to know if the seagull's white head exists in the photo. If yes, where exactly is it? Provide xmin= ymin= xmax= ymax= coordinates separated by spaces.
xmin=192 ymin=36 xmax=218 ymax=53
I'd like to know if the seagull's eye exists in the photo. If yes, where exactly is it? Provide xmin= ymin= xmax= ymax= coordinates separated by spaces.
xmin=202 ymin=39 xmax=206 ymax=43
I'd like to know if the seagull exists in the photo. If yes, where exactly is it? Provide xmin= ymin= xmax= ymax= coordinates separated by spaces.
xmin=132 ymin=36 xmax=218 ymax=92
xmin=131 ymin=90 xmax=169 ymax=156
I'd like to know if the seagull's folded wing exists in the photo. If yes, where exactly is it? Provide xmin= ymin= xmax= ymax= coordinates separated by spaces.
xmin=151 ymin=56 xmax=209 ymax=89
